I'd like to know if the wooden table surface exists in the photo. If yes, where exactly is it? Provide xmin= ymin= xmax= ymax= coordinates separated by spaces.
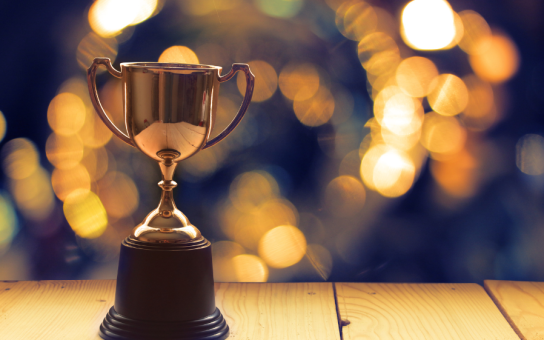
xmin=485 ymin=280 xmax=544 ymax=340
xmin=0 ymin=280 xmax=536 ymax=339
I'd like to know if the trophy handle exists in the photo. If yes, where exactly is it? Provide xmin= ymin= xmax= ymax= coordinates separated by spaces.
xmin=203 ymin=63 xmax=255 ymax=149
xmin=87 ymin=57 xmax=135 ymax=147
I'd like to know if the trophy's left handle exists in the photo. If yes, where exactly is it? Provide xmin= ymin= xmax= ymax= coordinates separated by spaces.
xmin=203 ymin=63 xmax=255 ymax=149
xmin=87 ymin=57 xmax=135 ymax=147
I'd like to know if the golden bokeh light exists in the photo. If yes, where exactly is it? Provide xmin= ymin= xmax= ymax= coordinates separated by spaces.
xmin=2 ymin=138 xmax=39 ymax=180
xmin=76 ymin=32 xmax=118 ymax=70
xmin=89 ymin=0 xmax=158 ymax=37
xmin=182 ymin=149 xmax=219 ymax=181
xmin=229 ymin=171 xmax=280 ymax=212
xmin=360 ymin=144 xmax=389 ymax=191
xmin=461 ymin=74 xmax=496 ymax=130
xmin=358 ymin=32 xmax=400 ymax=76
xmin=45 ymin=133 xmax=84 ymax=169
xmin=10 ymin=167 xmax=55 ymax=221
xmin=420 ymin=112 xmax=466 ymax=155
xmin=372 ymin=149 xmax=416 ymax=197
xmin=78 ymin=107 xmax=113 ymax=148
xmin=178 ymin=0 xmax=242 ymax=16
xmin=374 ymin=86 xmax=424 ymax=136
xmin=212 ymin=241 xmax=245 ymax=282
xmin=0 ymin=193 xmax=17 ymax=254
xmin=258 ymin=225 xmax=307 ymax=269
xmin=232 ymin=254 xmax=269 ymax=282
xmin=80 ymin=147 xmax=109 ymax=181
xmin=324 ymin=176 xmax=366 ymax=217
xmin=516 ymin=134 xmax=544 ymax=176
xmin=237 ymin=60 xmax=277 ymax=102
xmin=100 ymin=78 xmax=124 ymax=129
xmin=97 ymin=172 xmax=139 ymax=219
xmin=158 ymin=46 xmax=199 ymax=64
xmin=0 ymin=111 xmax=6 ymax=143
xmin=430 ymin=149 xmax=478 ymax=197
xmin=293 ymin=86 xmax=335 ymax=127
xmin=51 ymin=164 xmax=92 ymax=201
xmin=427 ymin=74 xmax=469 ymax=116
xmin=230 ymin=198 xmax=298 ymax=251
xmin=47 ymin=93 xmax=86 ymax=136
xmin=336 ymin=1 xmax=377 ymax=41
xmin=63 ymin=189 xmax=108 ymax=239
xmin=339 ymin=150 xmax=362 ymax=178
xmin=395 ymin=57 xmax=439 ymax=98
xmin=401 ymin=0 xmax=456 ymax=50
xmin=381 ymin=126 xmax=421 ymax=151
xmin=306 ymin=244 xmax=333 ymax=280
xmin=458 ymin=10 xmax=492 ymax=55
xmin=279 ymin=63 xmax=320 ymax=101
xmin=469 ymin=33 xmax=520 ymax=83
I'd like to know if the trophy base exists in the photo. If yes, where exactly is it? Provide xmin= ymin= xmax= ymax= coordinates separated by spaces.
xmin=99 ymin=306 xmax=229 ymax=340
xmin=99 ymin=237 xmax=229 ymax=340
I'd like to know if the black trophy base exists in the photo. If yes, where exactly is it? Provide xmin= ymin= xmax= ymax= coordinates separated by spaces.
xmin=99 ymin=307 xmax=229 ymax=340
xmin=99 ymin=237 xmax=229 ymax=340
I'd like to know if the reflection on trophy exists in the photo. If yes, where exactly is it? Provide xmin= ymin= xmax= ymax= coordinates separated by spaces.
xmin=87 ymin=58 xmax=254 ymax=340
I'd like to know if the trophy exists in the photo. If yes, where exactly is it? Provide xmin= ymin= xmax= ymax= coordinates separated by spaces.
xmin=87 ymin=58 xmax=254 ymax=339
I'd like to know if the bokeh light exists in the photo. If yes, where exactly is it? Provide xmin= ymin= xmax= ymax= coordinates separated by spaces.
xmin=97 ymin=172 xmax=139 ymax=219
xmin=258 ymin=225 xmax=307 ymax=269
xmin=51 ymin=164 xmax=92 ymax=201
xmin=76 ymin=32 xmax=118 ymax=70
xmin=430 ymin=149 xmax=478 ymax=198
xmin=336 ymin=1 xmax=377 ymax=41
xmin=395 ymin=57 xmax=439 ymax=98
xmin=89 ymin=0 xmax=158 ymax=37
xmin=77 ymin=108 xmax=113 ymax=148
xmin=2 ymin=138 xmax=39 ymax=180
xmin=324 ymin=176 xmax=366 ymax=217
xmin=255 ymin=0 xmax=303 ymax=18
xmin=63 ymin=189 xmax=108 ymax=239
xmin=212 ymin=241 xmax=245 ymax=282
xmin=293 ymin=86 xmax=335 ymax=127
xmin=372 ymin=148 xmax=416 ymax=197
xmin=45 ymin=134 xmax=85 ymax=169
xmin=461 ymin=75 xmax=496 ymax=130
xmin=427 ymin=74 xmax=469 ymax=117
xmin=358 ymin=32 xmax=400 ymax=76
xmin=373 ymin=86 xmax=424 ymax=136
xmin=237 ymin=60 xmax=277 ymax=102
xmin=9 ymin=167 xmax=55 ymax=221
xmin=229 ymin=171 xmax=280 ymax=212
xmin=516 ymin=134 xmax=544 ymax=176
xmin=279 ymin=63 xmax=320 ymax=101
xmin=458 ymin=10 xmax=491 ymax=55
xmin=158 ymin=46 xmax=199 ymax=64
xmin=401 ymin=0 xmax=456 ymax=50
xmin=232 ymin=254 xmax=269 ymax=282
xmin=47 ymin=93 xmax=86 ymax=136
xmin=0 ymin=111 xmax=6 ymax=143
xmin=420 ymin=112 xmax=466 ymax=155
xmin=469 ymin=33 xmax=520 ymax=83
xmin=0 ymin=193 xmax=18 ymax=255
xmin=177 ymin=0 xmax=242 ymax=16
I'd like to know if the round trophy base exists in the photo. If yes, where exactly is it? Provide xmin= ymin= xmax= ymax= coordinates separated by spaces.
xmin=99 ymin=306 xmax=229 ymax=340
xmin=99 ymin=237 xmax=229 ymax=340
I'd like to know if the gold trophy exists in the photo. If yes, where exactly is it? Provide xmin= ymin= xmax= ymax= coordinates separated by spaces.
xmin=87 ymin=58 xmax=254 ymax=340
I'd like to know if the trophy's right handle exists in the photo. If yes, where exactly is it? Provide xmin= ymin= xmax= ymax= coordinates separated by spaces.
xmin=87 ymin=57 xmax=135 ymax=147
xmin=203 ymin=63 xmax=255 ymax=149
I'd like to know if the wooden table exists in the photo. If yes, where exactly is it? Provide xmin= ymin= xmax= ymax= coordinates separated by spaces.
xmin=0 ymin=280 xmax=538 ymax=339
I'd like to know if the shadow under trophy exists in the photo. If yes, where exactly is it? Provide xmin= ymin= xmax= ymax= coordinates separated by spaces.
xmin=87 ymin=58 xmax=254 ymax=340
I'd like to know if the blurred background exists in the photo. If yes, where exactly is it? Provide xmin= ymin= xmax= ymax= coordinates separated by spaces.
xmin=0 ymin=0 xmax=542 ymax=284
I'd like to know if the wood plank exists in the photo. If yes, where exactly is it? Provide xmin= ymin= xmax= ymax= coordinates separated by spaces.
xmin=215 ymin=282 xmax=340 ymax=340
xmin=485 ymin=280 xmax=544 ymax=340
xmin=336 ymin=282 xmax=519 ymax=340
xmin=0 ymin=280 xmax=115 ymax=340
xmin=0 ymin=281 xmax=340 ymax=340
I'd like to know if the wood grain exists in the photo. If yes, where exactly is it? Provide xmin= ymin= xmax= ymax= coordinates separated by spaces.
xmin=336 ymin=282 xmax=519 ymax=340
xmin=0 ymin=281 xmax=340 ymax=340
xmin=485 ymin=280 xmax=544 ymax=340
xmin=0 ymin=280 xmax=115 ymax=340
xmin=215 ymin=282 xmax=340 ymax=340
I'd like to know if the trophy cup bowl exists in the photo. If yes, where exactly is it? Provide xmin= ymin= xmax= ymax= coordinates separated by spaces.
xmin=87 ymin=58 xmax=254 ymax=340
